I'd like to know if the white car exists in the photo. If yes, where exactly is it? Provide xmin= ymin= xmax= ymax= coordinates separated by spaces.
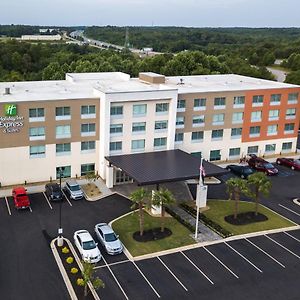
xmin=95 ymin=223 xmax=123 ymax=255
xmin=73 ymin=230 xmax=101 ymax=263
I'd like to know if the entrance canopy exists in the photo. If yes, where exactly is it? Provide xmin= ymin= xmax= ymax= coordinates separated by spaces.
xmin=105 ymin=149 xmax=228 ymax=186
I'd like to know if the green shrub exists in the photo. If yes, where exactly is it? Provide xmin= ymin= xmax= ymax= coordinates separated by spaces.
xmin=71 ymin=267 xmax=78 ymax=274
xmin=66 ymin=257 xmax=74 ymax=264
xmin=62 ymin=247 xmax=70 ymax=254
xmin=76 ymin=278 xmax=84 ymax=286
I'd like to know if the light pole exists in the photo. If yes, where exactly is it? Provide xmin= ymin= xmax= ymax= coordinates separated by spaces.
xmin=195 ymin=157 xmax=203 ymax=239
xmin=57 ymin=166 xmax=65 ymax=247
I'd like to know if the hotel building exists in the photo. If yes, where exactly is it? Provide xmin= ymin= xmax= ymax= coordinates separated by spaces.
xmin=0 ymin=72 xmax=299 ymax=187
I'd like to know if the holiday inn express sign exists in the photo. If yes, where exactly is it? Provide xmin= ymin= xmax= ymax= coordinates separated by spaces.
xmin=0 ymin=104 xmax=24 ymax=133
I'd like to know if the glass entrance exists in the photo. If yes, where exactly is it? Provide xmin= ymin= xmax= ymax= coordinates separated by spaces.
xmin=115 ymin=169 xmax=133 ymax=184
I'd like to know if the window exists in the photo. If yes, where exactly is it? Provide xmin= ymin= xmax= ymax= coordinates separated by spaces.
xmin=282 ymin=142 xmax=292 ymax=151
xmin=191 ymin=131 xmax=204 ymax=142
xmin=177 ymin=100 xmax=186 ymax=111
xmin=156 ymin=103 xmax=169 ymax=113
xmin=81 ymin=141 xmax=96 ymax=152
xmin=110 ymin=124 xmax=123 ymax=135
xmin=175 ymin=133 xmax=184 ymax=143
xmin=29 ymin=145 xmax=45 ymax=158
xmin=252 ymin=95 xmax=264 ymax=106
xmin=110 ymin=106 xmax=123 ymax=116
xmin=56 ymin=143 xmax=71 ymax=155
xmin=249 ymin=126 xmax=260 ymax=137
xmin=210 ymin=150 xmax=221 ymax=161
xmin=132 ymin=139 xmax=145 ymax=151
xmin=232 ymin=112 xmax=243 ymax=124
xmin=176 ymin=116 xmax=185 ymax=128
xmin=288 ymin=93 xmax=298 ymax=104
xmin=229 ymin=148 xmax=240 ymax=157
xmin=231 ymin=127 xmax=242 ymax=138
xmin=265 ymin=144 xmax=276 ymax=152
xmin=56 ymin=125 xmax=71 ymax=139
xmin=286 ymin=108 xmax=296 ymax=119
xmin=214 ymin=97 xmax=226 ymax=108
xmin=212 ymin=113 xmax=225 ymax=125
xmin=194 ymin=98 xmax=206 ymax=110
xmin=133 ymin=104 xmax=147 ymax=117
xmin=56 ymin=107 xmax=71 ymax=120
xmin=284 ymin=123 xmax=295 ymax=133
xmin=269 ymin=109 xmax=279 ymax=120
xmin=81 ymin=105 xmax=96 ymax=118
xmin=267 ymin=125 xmax=278 ymax=136
xmin=270 ymin=94 xmax=281 ymax=104
xmin=155 ymin=120 xmax=168 ymax=131
xmin=233 ymin=96 xmax=245 ymax=107
xmin=192 ymin=115 xmax=205 ymax=127
xmin=29 ymin=127 xmax=45 ymax=140
xmin=154 ymin=137 xmax=167 ymax=148
xmin=211 ymin=129 xmax=223 ymax=140
xmin=29 ymin=108 xmax=45 ymax=122
xmin=81 ymin=123 xmax=96 ymax=137
xmin=251 ymin=111 xmax=262 ymax=122
xmin=132 ymin=122 xmax=146 ymax=133
xmin=56 ymin=166 xmax=71 ymax=179
xmin=110 ymin=141 xmax=122 ymax=152
xmin=247 ymin=146 xmax=258 ymax=154
xmin=81 ymin=164 xmax=95 ymax=176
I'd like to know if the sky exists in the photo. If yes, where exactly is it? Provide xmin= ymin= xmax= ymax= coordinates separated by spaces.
xmin=1 ymin=0 xmax=300 ymax=27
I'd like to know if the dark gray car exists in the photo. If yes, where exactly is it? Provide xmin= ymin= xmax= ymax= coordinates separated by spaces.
xmin=45 ymin=183 xmax=63 ymax=201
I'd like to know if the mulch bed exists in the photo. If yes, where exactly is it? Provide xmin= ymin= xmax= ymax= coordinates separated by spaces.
xmin=225 ymin=212 xmax=268 ymax=225
xmin=133 ymin=227 xmax=172 ymax=242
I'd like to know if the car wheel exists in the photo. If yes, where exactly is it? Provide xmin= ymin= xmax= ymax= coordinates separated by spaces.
xmin=291 ymin=166 xmax=295 ymax=170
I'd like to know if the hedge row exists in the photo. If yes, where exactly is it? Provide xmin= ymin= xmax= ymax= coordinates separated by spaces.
xmin=165 ymin=206 xmax=195 ymax=233
xmin=180 ymin=203 xmax=232 ymax=238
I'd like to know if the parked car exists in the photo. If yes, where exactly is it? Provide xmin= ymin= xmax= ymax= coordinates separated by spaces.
xmin=226 ymin=165 xmax=255 ymax=179
xmin=74 ymin=230 xmax=101 ymax=263
xmin=95 ymin=223 xmax=123 ymax=255
xmin=12 ymin=186 xmax=30 ymax=209
xmin=64 ymin=180 xmax=84 ymax=200
xmin=45 ymin=183 xmax=63 ymax=201
xmin=247 ymin=154 xmax=278 ymax=175
xmin=276 ymin=157 xmax=300 ymax=170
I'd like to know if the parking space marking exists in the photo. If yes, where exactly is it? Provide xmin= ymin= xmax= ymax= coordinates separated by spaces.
xmin=180 ymin=251 xmax=214 ymax=285
xmin=284 ymin=231 xmax=300 ymax=243
xmin=265 ymin=235 xmax=300 ymax=259
xmin=132 ymin=261 xmax=161 ymax=298
xmin=203 ymin=246 xmax=239 ymax=279
xmin=245 ymin=238 xmax=285 ymax=268
xmin=94 ymin=259 xmax=130 ymax=270
xmin=224 ymin=242 xmax=263 ymax=273
xmin=29 ymin=206 xmax=32 ymax=213
xmin=102 ymin=256 xmax=129 ymax=300
xmin=62 ymin=190 xmax=72 ymax=207
xmin=157 ymin=256 xmax=188 ymax=291
xmin=4 ymin=197 xmax=11 ymax=216
xmin=278 ymin=204 xmax=300 ymax=217
xmin=42 ymin=192 xmax=53 ymax=210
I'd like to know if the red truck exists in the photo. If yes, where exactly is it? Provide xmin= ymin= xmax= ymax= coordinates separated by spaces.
xmin=12 ymin=187 xmax=30 ymax=209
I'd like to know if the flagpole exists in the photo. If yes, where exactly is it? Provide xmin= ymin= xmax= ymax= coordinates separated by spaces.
xmin=195 ymin=156 xmax=203 ymax=239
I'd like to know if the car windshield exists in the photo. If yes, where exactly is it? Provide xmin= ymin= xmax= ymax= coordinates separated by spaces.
xmin=70 ymin=185 xmax=81 ymax=191
xmin=105 ymin=233 xmax=117 ymax=242
xmin=264 ymin=163 xmax=274 ymax=169
xmin=16 ymin=193 xmax=27 ymax=198
xmin=244 ymin=168 xmax=253 ymax=174
xmin=52 ymin=185 xmax=60 ymax=192
xmin=82 ymin=240 xmax=96 ymax=250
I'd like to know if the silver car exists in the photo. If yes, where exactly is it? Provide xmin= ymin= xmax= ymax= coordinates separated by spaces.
xmin=64 ymin=180 xmax=84 ymax=200
xmin=95 ymin=223 xmax=123 ymax=255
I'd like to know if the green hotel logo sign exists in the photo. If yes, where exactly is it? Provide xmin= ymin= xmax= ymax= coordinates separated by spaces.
xmin=4 ymin=104 xmax=17 ymax=116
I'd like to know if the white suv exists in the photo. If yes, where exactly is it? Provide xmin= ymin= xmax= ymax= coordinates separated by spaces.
xmin=64 ymin=180 xmax=84 ymax=200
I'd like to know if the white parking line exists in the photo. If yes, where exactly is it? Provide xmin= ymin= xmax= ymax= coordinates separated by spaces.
xmin=29 ymin=206 xmax=32 ymax=213
xmin=245 ymin=238 xmax=285 ymax=268
xmin=224 ymin=242 xmax=263 ymax=273
xmin=102 ymin=256 xmax=129 ymax=300
xmin=4 ymin=197 xmax=11 ymax=216
xmin=132 ymin=261 xmax=161 ymax=298
xmin=157 ymin=256 xmax=188 ymax=291
xmin=180 ymin=251 xmax=214 ymax=285
xmin=43 ymin=192 xmax=53 ymax=210
xmin=284 ymin=231 xmax=300 ymax=243
xmin=278 ymin=204 xmax=300 ymax=217
xmin=94 ymin=259 xmax=130 ymax=270
xmin=203 ymin=246 xmax=239 ymax=279
xmin=62 ymin=190 xmax=72 ymax=206
xmin=265 ymin=235 xmax=300 ymax=259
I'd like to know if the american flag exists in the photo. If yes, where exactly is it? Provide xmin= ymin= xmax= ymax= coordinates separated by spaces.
xmin=200 ymin=163 xmax=206 ymax=177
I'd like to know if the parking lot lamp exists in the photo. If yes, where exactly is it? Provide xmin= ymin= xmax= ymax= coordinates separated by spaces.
xmin=57 ymin=167 xmax=65 ymax=247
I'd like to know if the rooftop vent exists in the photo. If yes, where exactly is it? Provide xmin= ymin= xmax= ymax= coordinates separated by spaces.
xmin=4 ymin=87 xmax=10 ymax=95
xmin=177 ymin=78 xmax=185 ymax=85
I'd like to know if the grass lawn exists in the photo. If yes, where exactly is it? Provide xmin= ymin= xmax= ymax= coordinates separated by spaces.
xmin=112 ymin=211 xmax=196 ymax=257
xmin=203 ymin=200 xmax=295 ymax=235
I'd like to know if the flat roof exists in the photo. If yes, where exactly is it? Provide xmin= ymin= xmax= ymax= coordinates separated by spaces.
xmin=106 ymin=149 xmax=228 ymax=186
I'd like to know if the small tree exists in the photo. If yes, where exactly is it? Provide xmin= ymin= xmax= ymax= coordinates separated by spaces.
xmin=152 ymin=188 xmax=175 ymax=232
xmin=130 ymin=188 xmax=151 ymax=236
xmin=85 ymin=171 xmax=100 ymax=185
xmin=81 ymin=261 xmax=104 ymax=297
xmin=247 ymin=172 xmax=272 ymax=216
xmin=226 ymin=178 xmax=249 ymax=219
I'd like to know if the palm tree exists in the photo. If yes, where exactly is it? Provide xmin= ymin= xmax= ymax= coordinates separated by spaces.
xmin=226 ymin=177 xmax=249 ymax=219
xmin=130 ymin=187 xmax=151 ymax=236
xmin=247 ymin=172 xmax=271 ymax=216
xmin=152 ymin=188 xmax=175 ymax=232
